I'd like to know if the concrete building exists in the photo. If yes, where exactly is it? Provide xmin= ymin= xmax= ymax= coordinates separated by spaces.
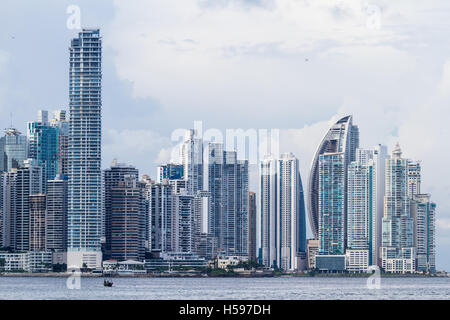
xmin=67 ymin=29 xmax=103 ymax=269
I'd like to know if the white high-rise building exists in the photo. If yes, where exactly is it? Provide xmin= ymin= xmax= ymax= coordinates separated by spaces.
xmin=67 ymin=29 xmax=103 ymax=269
xmin=259 ymin=153 xmax=306 ymax=271
xmin=381 ymin=144 xmax=415 ymax=273
xmin=180 ymin=129 xmax=203 ymax=195
xmin=346 ymin=145 xmax=387 ymax=271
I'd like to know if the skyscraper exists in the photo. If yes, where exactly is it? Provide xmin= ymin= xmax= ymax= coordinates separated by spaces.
xmin=110 ymin=175 xmax=146 ymax=261
xmin=103 ymin=161 xmax=139 ymax=260
xmin=180 ymin=129 xmax=203 ymax=195
xmin=156 ymin=163 xmax=184 ymax=183
xmin=27 ymin=110 xmax=59 ymax=188
xmin=14 ymin=160 xmax=43 ymax=251
xmin=67 ymin=29 xmax=103 ymax=269
xmin=29 ymin=194 xmax=46 ymax=252
xmin=318 ymin=152 xmax=345 ymax=255
xmin=0 ymin=128 xmax=28 ymax=172
xmin=207 ymin=143 xmax=249 ymax=257
xmin=308 ymin=115 xmax=359 ymax=239
xmin=248 ymin=192 xmax=257 ymax=262
xmin=259 ymin=153 xmax=306 ymax=271
xmin=411 ymin=194 xmax=436 ymax=273
xmin=381 ymin=144 xmax=415 ymax=273
xmin=46 ymin=175 xmax=68 ymax=252
xmin=50 ymin=110 xmax=70 ymax=179
xmin=346 ymin=146 xmax=387 ymax=271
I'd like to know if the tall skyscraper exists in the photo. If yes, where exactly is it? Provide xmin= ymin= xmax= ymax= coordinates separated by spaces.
xmin=67 ymin=29 xmax=103 ymax=269
xmin=381 ymin=144 xmax=415 ymax=273
xmin=2 ymin=171 xmax=17 ymax=248
xmin=308 ymin=115 xmax=359 ymax=239
xmin=411 ymin=194 xmax=436 ymax=273
xmin=0 ymin=128 xmax=28 ymax=172
xmin=260 ymin=155 xmax=277 ymax=267
xmin=103 ymin=161 xmax=139 ymax=260
xmin=346 ymin=146 xmax=387 ymax=270
xmin=27 ymin=110 xmax=59 ymax=188
xmin=259 ymin=153 xmax=306 ymax=271
xmin=46 ymin=175 xmax=68 ymax=252
xmin=180 ymin=129 xmax=203 ymax=195
xmin=14 ymin=160 xmax=43 ymax=251
xmin=207 ymin=143 xmax=249 ymax=256
xmin=318 ymin=152 xmax=345 ymax=255
xmin=248 ymin=192 xmax=257 ymax=262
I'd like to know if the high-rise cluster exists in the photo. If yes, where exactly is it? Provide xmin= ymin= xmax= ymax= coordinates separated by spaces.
xmin=0 ymin=29 xmax=437 ymax=275
xmin=307 ymin=116 xmax=436 ymax=274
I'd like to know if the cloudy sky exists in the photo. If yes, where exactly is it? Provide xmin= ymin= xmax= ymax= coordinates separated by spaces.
xmin=1 ymin=0 xmax=450 ymax=270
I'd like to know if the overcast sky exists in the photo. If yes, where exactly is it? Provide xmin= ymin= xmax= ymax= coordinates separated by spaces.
xmin=1 ymin=0 xmax=450 ymax=270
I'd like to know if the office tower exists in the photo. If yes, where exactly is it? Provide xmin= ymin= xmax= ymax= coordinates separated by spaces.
xmin=103 ymin=161 xmax=139 ymax=259
xmin=259 ymin=153 xmax=306 ymax=271
xmin=207 ymin=142 xmax=224 ymax=252
xmin=180 ymin=129 xmax=203 ymax=195
xmin=50 ymin=110 xmax=70 ymax=178
xmin=0 ymin=128 xmax=28 ymax=172
xmin=14 ymin=160 xmax=43 ymax=251
xmin=279 ymin=153 xmax=305 ymax=270
xmin=224 ymin=151 xmax=249 ymax=257
xmin=411 ymin=194 xmax=436 ymax=273
xmin=148 ymin=180 xmax=174 ymax=252
xmin=110 ymin=175 xmax=146 ymax=261
xmin=381 ymin=144 xmax=415 ymax=273
xmin=46 ymin=176 xmax=68 ymax=251
xmin=318 ymin=152 xmax=345 ymax=256
xmin=67 ymin=29 xmax=103 ymax=269
xmin=308 ymin=115 xmax=359 ymax=239
xmin=192 ymin=191 xmax=218 ymax=259
xmin=248 ymin=192 xmax=257 ymax=262
xmin=27 ymin=110 xmax=59 ymax=187
xmin=156 ymin=163 xmax=184 ymax=183
xmin=260 ymin=155 xmax=277 ymax=267
xmin=207 ymin=143 xmax=249 ymax=256
xmin=29 ymin=194 xmax=46 ymax=251
xmin=2 ymin=171 xmax=17 ymax=248
xmin=173 ymin=191 xmax=195 ymax=253
xmin=346 ymin=146 xmax=387 ymax=271
xmin=148 ymin=179 xmax=194 ymax=254
xmin=0 ymin=174 xmax=3 ymax=246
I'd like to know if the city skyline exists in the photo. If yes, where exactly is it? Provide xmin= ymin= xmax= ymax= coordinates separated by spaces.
xmin=0 ymin=1 xmax=447 ymax=271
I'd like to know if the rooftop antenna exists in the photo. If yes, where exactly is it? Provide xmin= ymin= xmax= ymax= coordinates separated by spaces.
xmin=10 ymin=112 xmax=13 ymax=128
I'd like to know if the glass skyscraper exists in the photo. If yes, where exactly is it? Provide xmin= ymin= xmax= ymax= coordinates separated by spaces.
xmin=207 ymin=143 xmax=249 ymax=256
xmin=318 ymin=152 xmax=345 ymax=255
xmin=0 ymin=128 xmax=27 ymax=172
xmin=67 ymin=29 xmax=103 ymax=269
xmin=308 ymin=116 xmax=359 ymax=239
xmin=27 ymin=110 xmax=58 ymax=188
xmin=259 ymin=153 xmax=306 ymax=271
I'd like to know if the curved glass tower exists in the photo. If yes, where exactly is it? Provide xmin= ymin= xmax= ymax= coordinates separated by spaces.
xmin=307 ymin=116 xmax=359 ymax=239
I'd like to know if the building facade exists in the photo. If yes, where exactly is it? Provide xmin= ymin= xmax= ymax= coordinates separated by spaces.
xmin=67 ymin=29 xmax=103 ymax=269
xmin=308 ymin=115 xmax=359 ymax=239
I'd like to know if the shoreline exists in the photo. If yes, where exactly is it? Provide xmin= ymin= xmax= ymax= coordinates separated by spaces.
xmin=0 ymin=272 xmax=446 ymax=278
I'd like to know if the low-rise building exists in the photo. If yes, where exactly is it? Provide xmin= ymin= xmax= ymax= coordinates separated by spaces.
xmin=217 ymin=255 xmax=248 ymax=269
xmin=0 ymin=251 xmax=52 ymax=272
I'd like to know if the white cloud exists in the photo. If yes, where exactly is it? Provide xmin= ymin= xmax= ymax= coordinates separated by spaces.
xmin=103 ymin=129 xmax=173 ymax=175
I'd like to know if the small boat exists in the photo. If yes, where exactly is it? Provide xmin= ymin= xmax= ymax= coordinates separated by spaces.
xmin=104 ymin=279 xmax=113 ymax=287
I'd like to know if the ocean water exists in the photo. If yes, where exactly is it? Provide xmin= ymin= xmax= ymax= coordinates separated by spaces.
xmin=0 ymin=276 xmax=449 ymax=300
